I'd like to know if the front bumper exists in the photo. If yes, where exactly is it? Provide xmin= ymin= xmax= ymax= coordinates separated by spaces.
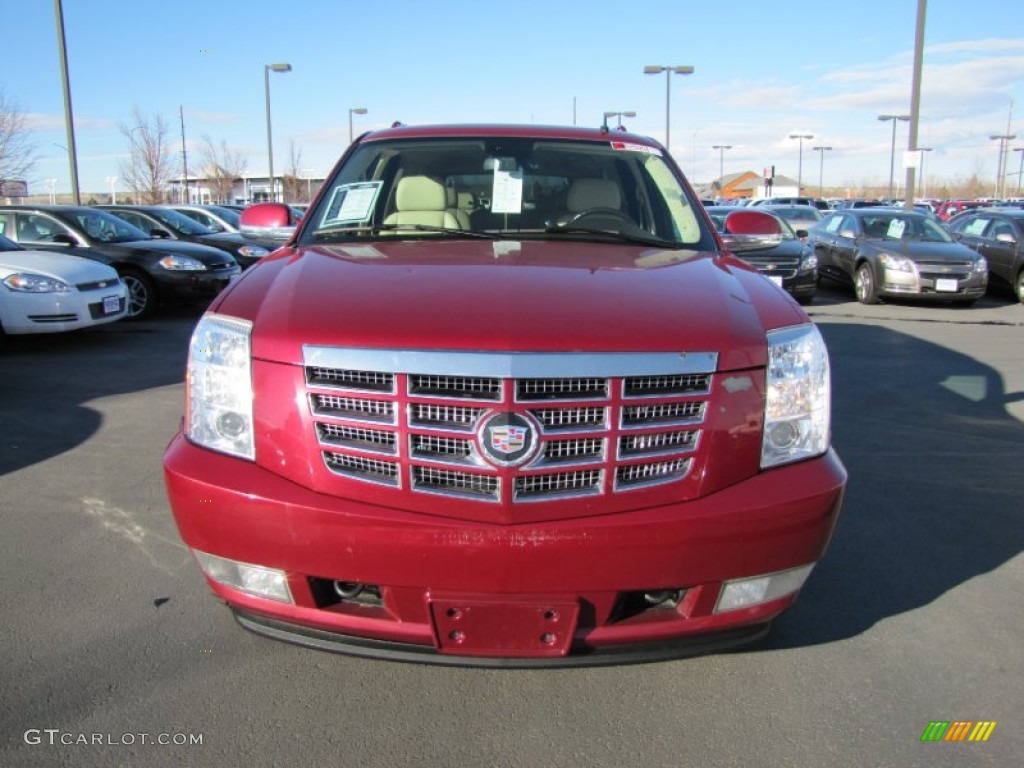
xmin=0 ymin=290 xmax=126 ymax=334
xmin=164 ymin=433 xmax=846 ymax=665
xmin=881 ymin=269 xmax=987 ymax=300
xmin=153 ymin=267 xmax=240 ymax=302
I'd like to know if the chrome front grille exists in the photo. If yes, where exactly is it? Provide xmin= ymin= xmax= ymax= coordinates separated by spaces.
xmin=303 ymin=348 xmax=716 ymax=504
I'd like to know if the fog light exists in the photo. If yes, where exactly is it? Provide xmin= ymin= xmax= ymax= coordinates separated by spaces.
xmin=193 ymin=549 xmax=293 ymax=603
xmin=715 ymin=564 xmax=814 ymax=613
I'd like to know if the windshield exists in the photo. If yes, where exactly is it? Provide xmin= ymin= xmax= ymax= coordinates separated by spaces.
xmin=861 ymin=214 xmax=952 ymax=243
xmin=147 ymin=208 xmax=216 ymax=235
xmin=68 ymin=210 xmax=152 ymax=243
xmin=207 ymin=207 xmax=241 ymax=227
xmin=301 ymin=136 xmax=707 ymax=247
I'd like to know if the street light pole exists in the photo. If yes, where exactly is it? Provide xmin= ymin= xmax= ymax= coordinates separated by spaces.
xmin=1015 ymin=147 xmax=1024 ymax=197
xmin=812 ymin=145 xmax=832 ymax=198
xmin=788 ymin=133 xmax=813 ymax=195
xmin=990 ymin=134 xmax=1016 ymax=198
xmin=878 ymin=114 xmax=910 ymax=199
xmin=264 ymin=62 xmax=292 ymax=203
xmin=712 ymin=145 xmax=732 ymax=197
xmin=643 ymin=65 xmax=694 ymax=153
xmin=915 ymin=147 xmax=933 ymax=198
xmin=348 ymin=107 xmax=368 ymax=143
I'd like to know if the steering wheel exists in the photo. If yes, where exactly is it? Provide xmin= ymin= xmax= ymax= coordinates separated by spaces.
xmin=568 ymin=207 xmax=636 ymax=227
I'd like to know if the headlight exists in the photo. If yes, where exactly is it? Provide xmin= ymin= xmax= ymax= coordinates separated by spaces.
xmin=158 ymin=254 xmax=207 ymax=271
xmin=3 ymin=273 xmax=71 ymax=293
xmin=879 ymin=253 xmax=916 ymax=273
xmin=800 ymin=250 xmax=818 ymax=270
xmin=762 ymin=324 xmax=831 ymax=469
xmin=186 ymin=314 xmax=254 ymax=460
xmin=973 ymin=256 xmax=988 ymax=274
xmin=237 ymin=244 xmax=269 ymax=259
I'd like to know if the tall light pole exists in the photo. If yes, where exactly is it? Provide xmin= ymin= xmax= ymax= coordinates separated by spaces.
xmin=990 ymin=133 xmax=1016 ymax=198
xmin=788 ymin=133 xmax=813 ymax=195
xmin=264 ymin=62 xmax=292 ymax=202
xmin=602 ymin=110 xmax=636 ymax=129
xmin=54 ymin=0 xmax=81 ymax=205
xmin=878 ymin=114 xmax=910 ymax=199
xmin=1014 ymin=147 xmax=1024 ymax=197
xmin=106 ymin=176 xmax=118 ymax=204
xmin=812 ymin=145 xmax=832 ymax=198
xmin=643 ymin=65 xmax=694 ymax=152
xmin=915 ymin=147 xmax=933 ymax=198
xmin=348 ymin=107 xmax=367 ymax=143
xmin=712 ymin=145 xmax=732 ymax=196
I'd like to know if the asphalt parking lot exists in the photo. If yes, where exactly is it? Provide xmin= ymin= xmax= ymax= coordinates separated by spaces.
xmin=2 ymin=284 xmax=1022 ymax=767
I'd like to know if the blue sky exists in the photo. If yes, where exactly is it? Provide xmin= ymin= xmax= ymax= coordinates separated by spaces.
xmin=7 ymin=0 xmax=1024 ymax=197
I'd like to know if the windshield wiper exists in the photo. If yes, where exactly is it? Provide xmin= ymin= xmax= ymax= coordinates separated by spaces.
xmin=377 ymin=223 xmax=499 ymax=239
xmin=312 ymin=223 xmax=500 ymax=241
xmin=311 ymin=225 xmax=385 ymax=240
xmin=542 ymin=222 xmax=681 ymax=249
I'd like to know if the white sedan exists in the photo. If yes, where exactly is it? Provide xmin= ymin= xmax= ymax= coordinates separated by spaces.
xmin=0 ymin=234 xmax=127 ymax=335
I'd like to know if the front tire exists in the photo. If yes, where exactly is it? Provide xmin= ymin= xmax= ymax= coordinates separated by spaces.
xmin=1016 ymin=269 xmax=1024 ymax=303
xmin=854 ymin=262 xmax=880 ymax=304
xmin=121 ymin=269 xmax=156 ymax=319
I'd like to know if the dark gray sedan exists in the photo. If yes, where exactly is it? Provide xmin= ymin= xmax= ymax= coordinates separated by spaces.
xmin=945 ymin=207 xmax=1024 ymax=302
xmin=807 ymin=209 xmax=987 ymax=304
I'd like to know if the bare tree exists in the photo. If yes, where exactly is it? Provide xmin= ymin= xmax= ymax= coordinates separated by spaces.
xmin=282 ymin=139 xmax=305 ymax=203
xmin=119 ymin=108 xmax=178 ymax=204
xmin=0 ymin=89 xmax=36 ymax=184
xmin=200 ymin=136 xmax=247 ymax=204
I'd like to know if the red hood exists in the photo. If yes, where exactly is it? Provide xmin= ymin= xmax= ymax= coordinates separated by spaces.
xmin=213 ymin=239 xmax=807 ymax=371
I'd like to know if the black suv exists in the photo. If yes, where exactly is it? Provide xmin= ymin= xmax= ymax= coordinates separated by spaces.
xmin=0 ymin=205 xmax=240 ymax=318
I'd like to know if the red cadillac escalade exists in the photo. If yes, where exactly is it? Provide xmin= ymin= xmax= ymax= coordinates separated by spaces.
xmin=163 ymin=124 xmax=846 ymax=666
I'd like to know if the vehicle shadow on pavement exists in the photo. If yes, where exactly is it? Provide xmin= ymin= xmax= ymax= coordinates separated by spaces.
xmin=766 ymin=321 xmax=1024 ymax=649
xmin=0 ymin=304 xmax=202 ymax=477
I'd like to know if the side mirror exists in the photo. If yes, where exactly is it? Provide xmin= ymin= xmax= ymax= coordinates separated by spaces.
xmin=720 ymin=210 xmax=782 ymax=252
xmin=51 ymin=233 xmax=77 ymax=246
xmin=838 ymin=229 xmax=856 ymax=239
xmin=150 ymin=228 xmax=172 ymax=239
xmin=240 ymin=203 xmax=298 ymax=242
xmin=995 ymin=232 xmax=1017 ymax=244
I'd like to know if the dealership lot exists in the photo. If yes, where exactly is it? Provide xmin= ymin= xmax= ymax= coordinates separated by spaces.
xmin=2 ymin=285 xmax=1022 ymax=767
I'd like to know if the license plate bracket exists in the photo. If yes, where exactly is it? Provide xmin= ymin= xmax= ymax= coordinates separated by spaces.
xmin=428 ymin=594 xmax=579 ymax=657
xmin=102 ymin=295 xmax=121 ymax=314
xmin=935 ymin=278 xmax=958 ymax=292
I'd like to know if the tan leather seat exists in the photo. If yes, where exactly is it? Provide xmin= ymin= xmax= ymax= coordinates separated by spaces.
xmin=383 ymin=176 xmax=463 ymax=232
xmin=566 ymin=178 xmax=622 ymax=214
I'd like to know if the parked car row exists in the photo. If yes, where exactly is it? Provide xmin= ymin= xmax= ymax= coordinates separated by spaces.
xmin=0 ymin=205 xmax=241 ymax=321
xmin=4 ymin=193 xmax=1022 ymax=338
xmin=0 ymin=203 xmax=286 ymax=326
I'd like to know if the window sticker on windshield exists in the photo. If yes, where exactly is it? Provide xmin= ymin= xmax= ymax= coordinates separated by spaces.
xmin=610 ymin=141 xmax=663 ymax=156
xmin=322 ymin=181 xmax=382 ymax=225
xmin=887 ymin=219 xmax=906 ymax=239
xmin=491 ymin=169 xmax=524 ymax=214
